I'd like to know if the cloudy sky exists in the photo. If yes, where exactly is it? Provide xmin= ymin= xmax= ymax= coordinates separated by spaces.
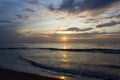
xmin=0 ymin=0 xmax=120 ymax=43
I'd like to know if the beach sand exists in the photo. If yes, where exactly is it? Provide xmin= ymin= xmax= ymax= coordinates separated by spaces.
xmin=0 ymin=68 xmax=61 ymax=80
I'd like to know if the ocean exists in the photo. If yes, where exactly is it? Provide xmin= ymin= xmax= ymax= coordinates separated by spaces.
xmin=0 ymin=43 xmax=120 ymax=80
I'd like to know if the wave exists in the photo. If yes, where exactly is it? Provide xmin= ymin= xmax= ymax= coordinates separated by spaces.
xmin=81 ymin=64 xmax=120 ymax=69
xmin=20 ymin=56 xmax=120 ymax=80
xmin=0 ymin=47 xmax=120 ymax=54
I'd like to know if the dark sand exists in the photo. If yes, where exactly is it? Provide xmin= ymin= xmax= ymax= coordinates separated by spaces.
xmin=0 ymin=68 xmax=61 ymax=80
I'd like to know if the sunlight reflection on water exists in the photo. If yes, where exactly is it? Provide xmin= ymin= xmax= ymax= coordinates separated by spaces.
xmin=59 ymin=52 xmax=71 ymax=69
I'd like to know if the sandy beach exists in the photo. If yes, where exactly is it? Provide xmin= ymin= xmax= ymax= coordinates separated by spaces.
xmin=0 ymin=68 xmax=61 ymax=80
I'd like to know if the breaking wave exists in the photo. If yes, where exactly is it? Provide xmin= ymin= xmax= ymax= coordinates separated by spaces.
xmin=20 ymin=56 xmax=120 ymax=80
xmin=0 ymin=47 xmax=120 ymax=54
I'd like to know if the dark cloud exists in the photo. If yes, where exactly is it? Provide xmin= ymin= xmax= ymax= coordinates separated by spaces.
xmin=23 ymin=8 xmax=34 ymax=12
xmin=70 ymin=32 xmax=101 ymax=37
xmin=49 ymin=0 xmax=82 ymax=12
xmin=0 ymin=20 xmax=12 ymax=23
xmin=96 ymin=21 xmax=120 ymax=28
xmin=64 ymin=27 xmax=80 ymax=32
xmin=23 ymin=0 xmax=39 ymax=5
xmin=16 ymin=15 xmax=29 ymax=20
xmin=82 ymin=0 xmax=119 ymax=10
xmin=62 ymin=27 xmax=93 ymax=32
xmin=80 ymin=28 xmax=93 ymax=31
xmin=105 ymin=14 xmax=120 ymax=19
xmin=49 ymin=0 xmax=119 ymax=14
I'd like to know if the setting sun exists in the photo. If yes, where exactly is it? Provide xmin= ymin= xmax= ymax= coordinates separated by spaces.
xmin=60 ymin=76 xmax=66 ymax=80
xmin=62 ymin=37 xmax=68 ymax=41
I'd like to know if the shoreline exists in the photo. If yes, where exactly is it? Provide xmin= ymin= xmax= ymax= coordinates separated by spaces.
xmin=0 ymin=68 xmax=61 ymax=80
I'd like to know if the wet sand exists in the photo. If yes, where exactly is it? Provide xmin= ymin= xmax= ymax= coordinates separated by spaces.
xmin=0 ymin=68 xmax=61 ymax=80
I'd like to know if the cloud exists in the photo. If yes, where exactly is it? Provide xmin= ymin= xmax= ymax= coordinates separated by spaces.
xmin=62 ymin=27 xmax=93 ymax=32
xmin=23 ymin=8 xmax=34 ymax=12
xmin=16 ymin=15 xmax=29 ymax=20
xmin=23 ymin=0 xmax=39 ymax=5
xmin=55 ymin=17 xmax=66 ymax=21
xmin=49 ymin=0 xmax=82 ymax=12
xmin=64 ymin=27 xmax=80 ymax=32
xmin=48 ymin=0 xmax=119 ymax=14
xmin=105 ymin=14 xmax=120 ymax=19
xmin=80 ymin=28 xmax=93 ymax=31
xmin=0 ymin=20 xmax=12 ymax=23
xmin=22 ymin=0 xmax=120 ymax=16
xmin=96 ymin=21 xmax=120 ymax=28
xmin=82 ymin=0 xmax=119 ymax=10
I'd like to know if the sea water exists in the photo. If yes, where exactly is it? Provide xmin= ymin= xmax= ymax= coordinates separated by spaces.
xmin=0 ymin=43 xmax=120 ymax=80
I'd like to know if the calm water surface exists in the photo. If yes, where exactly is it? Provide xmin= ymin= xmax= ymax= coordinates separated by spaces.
xmin=0 ymin=43 xmax=120 ymax=80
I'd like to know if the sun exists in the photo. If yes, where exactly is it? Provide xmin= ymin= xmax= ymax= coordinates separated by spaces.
xmin=58 ymin=36 xmax=69 ymax=42
xmin=63 ymin=37 xmax=67 ymax=40
xmin=60 ymin=76 xmax=66 ymax=80
xmin=61 ymin=36 xmax=68 ymax=42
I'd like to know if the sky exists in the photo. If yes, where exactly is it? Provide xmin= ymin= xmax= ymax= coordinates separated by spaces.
xmin=0 ymin=0 xmax=120 ymax=43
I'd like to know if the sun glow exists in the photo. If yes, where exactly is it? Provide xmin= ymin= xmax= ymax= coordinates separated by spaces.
xmin=56 ymin=31 xmax=76 ymax=34
xmin=61 ymin=36 xmax=68 ymax=42
xmin=63 ymin=37 xmax=67 ymax=40
xmin=60 ymin=76 xmax=66 ymax=80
